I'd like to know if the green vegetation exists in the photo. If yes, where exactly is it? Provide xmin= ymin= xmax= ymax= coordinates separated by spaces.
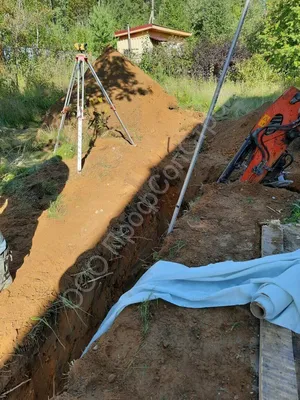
xmin=168 ymin=239 xmax=186 ymax=258
xmin=285 ymin=202 xmax=300 ymax=224
xmin=0 ymin=0 xmax=299 ymax=190
xmin=47 ymin=194 xmax=66 ymax=219
xmin=256 ymin=0 xmax=300 ymax=79
xmin=139 ymin=299 xmax=151 ymax=336
xmin=162 ymin=77 xmax=283 ymax=119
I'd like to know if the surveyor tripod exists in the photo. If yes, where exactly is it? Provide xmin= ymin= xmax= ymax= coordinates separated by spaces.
xmin=54 ymin=47 xmax=136 ymax=172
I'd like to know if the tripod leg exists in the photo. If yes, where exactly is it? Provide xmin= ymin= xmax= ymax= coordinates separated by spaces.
xmin=86 ymin=60 xmax=136 ymax=147
xmin=77 ymin=59 xmax=85 ymax=173
xmin=77 ymin=60 xmax=82 ymax=172
xmin=54 ymin=60 xmax=78 ymax=153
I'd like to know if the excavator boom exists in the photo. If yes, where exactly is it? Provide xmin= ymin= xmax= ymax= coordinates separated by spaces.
xmin=218 ymin=87 xmax=300 ymax=187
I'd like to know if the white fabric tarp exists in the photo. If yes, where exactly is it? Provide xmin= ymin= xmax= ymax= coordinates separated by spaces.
xmin=83 ymin=250 xmax=300 ymax=356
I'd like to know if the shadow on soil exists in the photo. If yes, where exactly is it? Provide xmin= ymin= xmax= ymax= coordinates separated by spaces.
xmin=87 ymin=47 xmax=152 ymax=102
xmin=44 ymin=47 xmax=152 ymax=128
xmin=1 ymin=94 xmax=282 ymax=398
xmin=0 ymin=156 xmax=69 ymax=276
xmin=0 ymin=119 xmax=208 ymax=399
xmin=214 ymin=92 xmax=280 ymax=120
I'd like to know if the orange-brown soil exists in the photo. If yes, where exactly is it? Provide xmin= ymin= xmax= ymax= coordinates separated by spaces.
xmin=55 ymin=182 xmax=298 ymax=400
xmin=1 ymin=47 xmax=300 ymax=399
xmin=0 ymin=49 xmax=201 ymax=389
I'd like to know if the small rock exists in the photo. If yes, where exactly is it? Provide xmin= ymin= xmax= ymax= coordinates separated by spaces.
xmin=272 ymin=196 xmax=276 ymax=200
xmin=108 ymin=373 xmax=116 ymax=383
xmin=163 ymin=340 xmax=169 ymax=349
xmin=93 ymin=345 xmax=98 ymax=351
xmin=234 ymin=396 xmax=239 ymax=400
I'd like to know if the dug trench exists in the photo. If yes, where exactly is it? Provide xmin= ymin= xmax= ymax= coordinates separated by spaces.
xmin=1 ymin=49 xmax=300 ymax=398
xmin=0 ymin=125 xmax=215 ymax=399
xmin=53 ymin=151 xmax=300 ymax=397
xmin=2 ymin=100 xmax=300 ymax=399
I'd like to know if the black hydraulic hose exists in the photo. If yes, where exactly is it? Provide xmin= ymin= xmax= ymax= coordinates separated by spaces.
xmin=218 ymin=117 xmax=300 ymax=183
xmin=251 ymin=116 xmax=300 ymax=162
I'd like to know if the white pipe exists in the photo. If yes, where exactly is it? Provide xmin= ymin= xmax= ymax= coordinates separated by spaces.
xmin=167 ymin=0 xmax=252 ymax=234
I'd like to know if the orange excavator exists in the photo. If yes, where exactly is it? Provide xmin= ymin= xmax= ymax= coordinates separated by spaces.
xmin=218 ymin=87 xmax=300 ymax=187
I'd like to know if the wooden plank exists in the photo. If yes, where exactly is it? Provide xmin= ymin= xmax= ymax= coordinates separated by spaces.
xmin=260 ymin=221 xmax=298 ymax=400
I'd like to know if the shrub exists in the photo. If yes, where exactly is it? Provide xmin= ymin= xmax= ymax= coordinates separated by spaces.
xmin=191 ymin=39 xmax=250 ymax=80
xmin=139 ymin=41 xmax=193 ymax=81
xmin=255 ymin=0 xmax=300 ymax=79
xmin=234 ymin=54 xmax=280 ymax=86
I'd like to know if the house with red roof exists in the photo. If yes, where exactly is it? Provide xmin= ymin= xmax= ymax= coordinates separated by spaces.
xmin=114 ymin=24 xmax=192 ymax=59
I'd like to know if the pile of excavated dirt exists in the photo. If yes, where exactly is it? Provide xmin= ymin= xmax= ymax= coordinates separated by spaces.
xmin=44 ymin=47 xmax=181 ymax=139
xmin=54 ymin=102 xmax=300 ymax=400
xmin=0 ymin=49 xmax=202 ymax=399
xmin=184 ymin=102 xmax=300 ymax=190
xmin=2 ymin=50 xmax=300 ymax=399
xmin=55 ymin=182 xmax=298 ymax=400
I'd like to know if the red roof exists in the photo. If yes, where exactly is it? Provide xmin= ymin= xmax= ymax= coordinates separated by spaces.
xmin=114 ymin=24 xmax=192 ymax=38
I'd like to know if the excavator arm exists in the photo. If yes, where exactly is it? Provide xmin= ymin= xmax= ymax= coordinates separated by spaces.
xmin=218 ymin=87 xmax=300 ymax=187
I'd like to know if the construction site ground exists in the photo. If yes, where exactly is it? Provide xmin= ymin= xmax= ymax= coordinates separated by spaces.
xmin=0 ymin=48 xmax=300 ymax=399
xmin=54 ymin=186 xmax=299 ymax=400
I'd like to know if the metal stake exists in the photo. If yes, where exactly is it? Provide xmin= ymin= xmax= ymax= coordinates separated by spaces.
xmin=167 ymin=0 xmax=252 ymax=234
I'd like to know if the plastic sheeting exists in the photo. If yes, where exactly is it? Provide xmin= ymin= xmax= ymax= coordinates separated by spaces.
xmin=83 ymin=250 xmax=300 ymax=356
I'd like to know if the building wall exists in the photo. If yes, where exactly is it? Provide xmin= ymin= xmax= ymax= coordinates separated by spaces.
xmin=117 ymin=31 xmax=153 ymax=60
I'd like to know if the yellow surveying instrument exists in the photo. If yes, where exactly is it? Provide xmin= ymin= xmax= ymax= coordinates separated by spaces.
xmin=54 ymin=44 xmax=136 ymax=173
xmin=74 ymin=43 xmax=87 ymax=52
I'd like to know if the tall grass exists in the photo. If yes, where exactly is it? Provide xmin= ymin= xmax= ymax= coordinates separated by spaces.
xmin=0 ymin=56 xmax=73 ymax=128
xmin=162 ymin=77 xmax=284 ymax=119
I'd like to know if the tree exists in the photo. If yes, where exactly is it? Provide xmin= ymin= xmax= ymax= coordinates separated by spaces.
xmin=186 ymin=0 xmax=264 ymax=41
xmin=257 ymin=0 xmax=300 ymax=77
xmin=88 ymin=4 xmax=117 ymax=53
xmin=158 ymin=0 xmax=191 ymax=31
xmin=107 ymin=0 xmax=150 ymax=29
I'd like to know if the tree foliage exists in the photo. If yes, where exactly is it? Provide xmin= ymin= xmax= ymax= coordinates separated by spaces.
xmin=256 ymin=0 xmax=300 ymax=77
xmin=158 ymin=0 xmax=190 ymax=31
xmin=88 ymin=4 xmax=117 ymax=53
xmin=0 ymin=0 xmax=297 ymax=87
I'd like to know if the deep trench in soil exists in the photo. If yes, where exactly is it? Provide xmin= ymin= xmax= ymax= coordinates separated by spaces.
xmin=1 ymin=148 xmax=206 ymax=400
xmin=3 ymin=99 xmax=300 ymax=399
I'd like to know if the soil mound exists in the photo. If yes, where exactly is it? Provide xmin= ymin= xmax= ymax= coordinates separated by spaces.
xmin=44 ymin=47 xmax=178 ymax=135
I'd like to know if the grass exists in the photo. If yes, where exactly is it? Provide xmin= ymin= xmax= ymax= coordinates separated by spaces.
xmin=139 ymin=299 xmax=151 ymax=337
xmin=152 ymin=251 xmax=161 ymax=262
xmin=47 ymin=194 xmax=66 ymax=219
xmin=168 ymin=239 xmax=186 ymax=259
xmin=31 ymin=316 xmax=65 ymax=349
xmin=0 ymin=57 xmax=72 ymax=128
xmin=55 ymin=142 xmax=76 ymax=159
xmin=162 ymin=76 xmax=283 ymax=120
xmin=285 ymin=201 xmax=300 ymax=224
